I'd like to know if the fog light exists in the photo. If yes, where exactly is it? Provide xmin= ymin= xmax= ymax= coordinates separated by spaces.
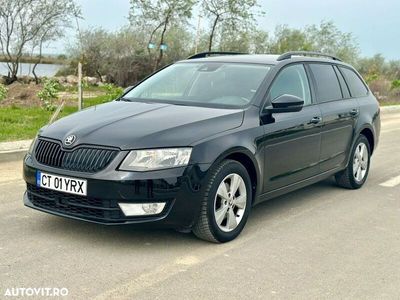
xmin=118 ymin=202 xmax=166 ymax=216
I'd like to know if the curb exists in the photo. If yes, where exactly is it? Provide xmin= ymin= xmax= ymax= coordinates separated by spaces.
xmin=0 ymin=149 xmax=28 ymax=163
xmin=0 ymin=139 xmax=31 ymax=163
xmin=380 ymin=105 xmax=400 ymax=113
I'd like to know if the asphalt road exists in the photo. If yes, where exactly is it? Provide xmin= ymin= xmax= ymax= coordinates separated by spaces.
xmin=1 ymin=111 xmax=400 ymax=299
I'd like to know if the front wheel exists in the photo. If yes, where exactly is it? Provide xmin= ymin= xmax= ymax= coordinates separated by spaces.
xmin=335 ymin=135 xmax=371 ymax=189
xmin=193 ymin=160 xmax=252 ymax=243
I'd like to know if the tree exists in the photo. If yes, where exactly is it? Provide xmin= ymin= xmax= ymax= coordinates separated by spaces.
xmin=64 ymin=27 xmax=144 ymax=86
xmin=218 ymin=26 xmax=252 ymax=53
xmin=249 ymin=29 xmax=269 ymax=54
xmin=62 ymin=24 xmax=194 ymax=87
xmin=357 ymin=54 xmax=386 ymax=81
xmin=266 ymin=22 xmax=360 ymax=63
xmin=162 ymin=24 xmax=193 ymax=62
xmin=129 ymin=0 xmax=196 ymax=71
xmin=31 ymin=26 xmax=62 ymax=84
xmin=386 ymin=60 xmax=400 ymax=80
xmin=268 ymin=25 xmax=312 ymax=54
xmin=75 ymin=29 xmax=112 ymax=81
xmin=305 ymin=21 xmax=359 ymax=64
xmin=0 ymin=0 xmax=80 ymax=84
xmin=105 ymin=27 xmax=150 ymax=85
xmin=201 ymin=0 xmax=263 ymax=52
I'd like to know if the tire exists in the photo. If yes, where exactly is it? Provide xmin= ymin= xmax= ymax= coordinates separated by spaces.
xmin=335 ymin=135 xmax=371 ymax=189
xmin=192 ymin=159 xmax=252 ymax=243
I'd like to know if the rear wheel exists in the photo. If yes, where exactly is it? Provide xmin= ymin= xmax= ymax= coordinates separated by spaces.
xmin=193 ymin=160 xmax=252 ymax=243
xmin=335 ymin=135 xmax=371 ymax=189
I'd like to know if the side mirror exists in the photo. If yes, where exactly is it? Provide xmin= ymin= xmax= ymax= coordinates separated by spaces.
xmin=264 ymin=94 xmax=304 ymax=114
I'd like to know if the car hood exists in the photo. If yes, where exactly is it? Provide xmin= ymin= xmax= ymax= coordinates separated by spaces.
xmin=40 ymin=101 xmax=244 ymax=149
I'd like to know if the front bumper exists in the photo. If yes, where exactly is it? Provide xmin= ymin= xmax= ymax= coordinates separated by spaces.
xmin=23 ymin=153 xmax=211 ymax=229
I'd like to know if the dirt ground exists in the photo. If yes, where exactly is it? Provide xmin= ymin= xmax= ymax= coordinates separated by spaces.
xmin=0 ymin=82 xmax=43 ymax=107
xmin=0 ymin=82 xmax=105 ymax=108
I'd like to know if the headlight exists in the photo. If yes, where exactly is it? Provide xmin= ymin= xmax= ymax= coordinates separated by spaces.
xmin=119 ymin=148 xmax=192 ymax=171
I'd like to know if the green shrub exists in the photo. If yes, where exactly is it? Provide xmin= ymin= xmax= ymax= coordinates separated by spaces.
xmin=391 ymin=80 xmax=400 ymax=90
xmin=102 ymin=83 xmax=123 ymax=100
xmin=37 ymin=78 xmax=61 ymax=111
xmin=55 ymin=66 xmax=75 ymax=77
xmin=82 ymin=81 xmax=90 ymax=90
xmin=0 ymin=83 xmax=8 ymax=101
xmin=365 ymin=73 xmax=379 ymax=84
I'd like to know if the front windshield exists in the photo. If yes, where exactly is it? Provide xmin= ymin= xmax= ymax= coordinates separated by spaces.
xmin=124 ymin=62 xmax=271 ymax=108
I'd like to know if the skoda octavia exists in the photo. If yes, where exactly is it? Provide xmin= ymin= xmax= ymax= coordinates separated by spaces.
xmin=23 ymin=51 xmax=380 ymax=242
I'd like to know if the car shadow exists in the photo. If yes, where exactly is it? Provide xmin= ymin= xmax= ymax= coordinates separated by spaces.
xmin=249 ymin=177 xmax=338 ymax=221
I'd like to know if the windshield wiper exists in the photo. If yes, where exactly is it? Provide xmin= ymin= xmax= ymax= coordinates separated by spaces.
xmin=118 ymin=97 xmax=133 ymax=102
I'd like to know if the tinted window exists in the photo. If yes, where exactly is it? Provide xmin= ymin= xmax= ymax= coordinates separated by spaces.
xmin=310 ymin=64 xmax=342 ymax=102
xmin=269 ymin=64 xmax=311 ymax=106
xmin=334 ymin=66 xmax=350 ymax=98
xmin=339 ymin=67 xmax=368 ymax=98
xmin=125 ymin=62 xmax=271 ymax=108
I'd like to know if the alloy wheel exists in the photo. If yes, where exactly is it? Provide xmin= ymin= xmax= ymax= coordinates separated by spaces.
xmin=353 ymin=142 xmax=369 ymax=182
xmin=214 ymin=173 xmax=247 ymax=232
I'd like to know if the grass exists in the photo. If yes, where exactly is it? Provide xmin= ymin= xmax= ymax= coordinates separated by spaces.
xmin=379 ymin=101 xmax=400 ymax=106
xmin=59 ymin=84 xmax=107 ymax=93
xmin=0 ymin=95 xmax=112 ymax=142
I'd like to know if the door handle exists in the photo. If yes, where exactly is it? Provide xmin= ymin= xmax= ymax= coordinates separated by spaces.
xmin=309 ymin=116 xmax=322 ymax=124
xmin=349 ymin=109 xmax=359 ymax=117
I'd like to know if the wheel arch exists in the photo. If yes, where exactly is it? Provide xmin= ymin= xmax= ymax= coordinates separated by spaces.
xmin=211 ymin=147 xmax=261 ymax=204
xmin=359 ymin=127 xmax=375 ymax=154
xmin=343 ymin=124 xmax=375 ymax=170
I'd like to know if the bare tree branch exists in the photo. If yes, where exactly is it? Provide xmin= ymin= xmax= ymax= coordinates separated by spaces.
xmin=0 ymin=0 xmax=81 ymax=83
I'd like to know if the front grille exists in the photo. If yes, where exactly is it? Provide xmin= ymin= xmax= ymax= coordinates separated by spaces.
xmin=27 ymin=184 xmax=126 ymax=222
xmin=34 ymin=139 xmax=118 ymax=173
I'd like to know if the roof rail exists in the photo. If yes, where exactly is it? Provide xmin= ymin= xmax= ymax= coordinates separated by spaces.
xmin=277 ymin=51 xmax=342 ymax=62
xmin=187 ymin=51 xmax=246 ymax=60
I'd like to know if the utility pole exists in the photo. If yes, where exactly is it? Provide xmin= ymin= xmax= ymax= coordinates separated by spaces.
xmin=78 ymin=62 xmax=82 ymax=110
xmin=75 ymin=16 xmax=83 ymax=110
xmin=195 ymin=14 xmax=202 ymax=53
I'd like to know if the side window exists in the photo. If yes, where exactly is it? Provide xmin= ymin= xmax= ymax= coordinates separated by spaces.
xmin=269 ymin=64 xmax=312 ymax=106
xmin=334 ymin=66 xmax=351 ymax=99
xmin=339 ymin=67 xmax=369 ymax=98
xmin=309 ymin=64 xmax=342 ymax=103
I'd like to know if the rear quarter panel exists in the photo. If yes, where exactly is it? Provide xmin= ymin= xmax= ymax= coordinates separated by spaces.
xmin=355 ymin=94 xmax=381 ymax=153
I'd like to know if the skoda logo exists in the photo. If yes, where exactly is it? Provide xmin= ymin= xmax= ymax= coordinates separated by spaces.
xmin=64 ymin=135 xmax=76 ymax=146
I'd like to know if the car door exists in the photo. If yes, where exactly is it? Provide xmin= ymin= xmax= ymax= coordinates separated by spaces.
xmin=308 ymin=63 xmax=359 ymax=172
xmin=261 ymin=64 xmax=322 ymax=193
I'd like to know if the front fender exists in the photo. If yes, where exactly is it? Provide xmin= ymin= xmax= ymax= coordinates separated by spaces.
xmin=190 ymin=107 xmax=264 ymax=198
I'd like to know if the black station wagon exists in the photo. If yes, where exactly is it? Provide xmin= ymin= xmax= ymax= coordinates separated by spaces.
xmin=23 ymin=51 xmax=380 ymax=242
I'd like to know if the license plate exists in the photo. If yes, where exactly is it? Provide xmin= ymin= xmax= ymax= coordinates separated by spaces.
xmin=36 ymin=171 xmax=87 ymax=196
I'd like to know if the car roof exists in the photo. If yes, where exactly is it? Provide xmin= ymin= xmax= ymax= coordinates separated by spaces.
xmin=179 ymin=53 xmax=352 ymax=67
xmin=181 ymin=54 xmax=281 ymax=65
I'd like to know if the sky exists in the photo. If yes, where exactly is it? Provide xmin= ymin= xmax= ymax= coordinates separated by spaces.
xmin=52 ymin=0 xmax=400 ymax=60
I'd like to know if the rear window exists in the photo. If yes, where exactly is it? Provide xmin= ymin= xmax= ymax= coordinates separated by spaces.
xmin=309 ymin=64 xmax=342 ymax=103
xmin=339 ymin=67 xmax=368 ymax=98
